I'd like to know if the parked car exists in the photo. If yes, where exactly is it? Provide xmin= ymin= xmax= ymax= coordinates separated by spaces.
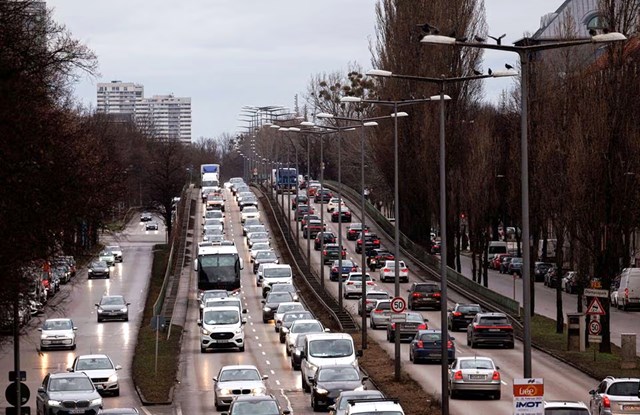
xmin=447 ymin=303 xmax=482 ymax=331
xmin=508 ymin=257 xmax=523 ymax=276
xmin=489 ymin=253 xmax=510 ymax=270
xmin=386 ymin=311 xmax=428 ymax=342
xmin=499 ymin=256 xmax=514 ymax=274
xmin=69 ymin=354 xmax=122 ymax=396
xmin=563 ymin=271 xmax=580 ymax=294
xmin=407 ymin=282 xmax=442 ymax=310
xmin=409 ymin=329 xmax=456 ymax=364
xmin=589 ymin=376 xmax=640 ymax=415
xmin=534 ymin=262 xmax=554 ymax=282
xmin=36 ymin=372 xmax=103 ymax=415
xmin=448 ymin=356 xmax=501 ymax=400
xmin=466 ymin=312 xmax=514 ymax=349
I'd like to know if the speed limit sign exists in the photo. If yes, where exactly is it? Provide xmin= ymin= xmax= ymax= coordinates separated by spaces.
xmin=589 ymin=319 xmax=602 ymax=335
xmin=391 ymin=297 xmax=406 ymax=313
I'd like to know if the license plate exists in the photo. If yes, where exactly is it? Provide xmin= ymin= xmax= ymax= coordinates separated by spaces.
xmin=489 ymin=328 xmax=500 ymax=332
xmin=623 ymin=405 xmax=640 ymax=410
xmin=214 ymin=339 xmax=229 ymax=343
xmin=69 ymin=410 xmax=85 ymax=414
xmin=469 ymin=375 xmax=485 ymax=380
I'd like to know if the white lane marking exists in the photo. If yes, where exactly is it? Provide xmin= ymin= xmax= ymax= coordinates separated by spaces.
xmin=281 ymin=389 xmax=292 ymax=412
xmin=258 ymin=343 xmax=263 ymax=347
xmin=140 ymin=407 xmax=155 ymax=415
xmin=501 ymin=380 xmax=508 ymax=385
xmin=252 ymin=328 xmax=256 ymax=332
xmin=266 ymin=360 xmax=271 ymax=365
xmin=270 ymin=369 xmax=275 ymax=375
xmin=275 ymin=380 xmax=281 ymax=386
xmin=255 ymin=336 xmax=259 ymax=340
xmin=262 ymin=351 xmax=266 ymax=355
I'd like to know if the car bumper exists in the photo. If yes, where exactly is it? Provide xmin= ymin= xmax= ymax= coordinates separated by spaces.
xmin=472 ymin=334 xmax=514 ymax=345
xmin=92 ymin=379 xmax=119 ymax=393
xmin=41 ymin=338 xmax=74 ymax=349
xmin=450 ymin=381 xmax=501 ymax=393
xmin=413 ymin=349 xmax=455 ymax=361
xmin=201 ymin=333 xmax=244 ymax=350
xmin=411 ymin=298 xmax=440 ymax=308
xmin=97 ymin=311 xmax=128 ymax=320
xmin=88 ymin=272 xmax=109 ymax=279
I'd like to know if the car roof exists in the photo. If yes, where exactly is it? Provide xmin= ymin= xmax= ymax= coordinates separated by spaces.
xmin=456 ymin=356 xmax=494 ymax=362
xmin=305 ymin=332 xmax=352 ymax=341
xmin=476 ymin=312 xmax=508 ymax=317
xmin=220 ymin=364 xmax=260 ymax=371
xmin=76 ymin=354 xmax=111 ymax=360
xmin=49 ymin=371 xmax=91 ymax=379
xmin=543 ymin=401 xmax=589 ymax=409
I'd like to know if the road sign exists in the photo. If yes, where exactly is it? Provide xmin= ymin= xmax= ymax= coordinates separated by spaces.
xmin=586 ymin=297 xmax=606 ymax=315
xmin=583 ymin=288 xmax=609 ymax=298
xmin=5 ymin=382 xmax=29 ymax=406
xmin=589 ymin=335 xmax=602 ymax=343
xmin=390 ymin=297 xmax=406 ymax=313
xmin=8 ymin=371 xmax=26 ymax=382
xmin=589 ymin=319 xmax=602 ymax=335
xmin=513 ymin=378 xmax=544 ymax=415
xmin=150 ymin=315 xmax=166 ymax=331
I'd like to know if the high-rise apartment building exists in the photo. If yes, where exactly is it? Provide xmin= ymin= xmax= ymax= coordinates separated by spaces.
xmin=96 ymin=81 xmax=191 ymax=143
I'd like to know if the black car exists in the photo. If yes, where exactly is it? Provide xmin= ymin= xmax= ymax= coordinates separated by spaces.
xmin=322 ymin=244 xmax=346 ymax=264
xmin=88 ymin=261 xmax=110 ymax=279
xmin=367 ymin=248 xmax=395 ymax=271
xmin=314 ymin=232 xmax=337 ymax=250
xmin=292 ymin=195 xmax=309 ymax=210
xmin=290 ymin=334 xmax=307 ymax=370
xmin=227 ymin=395 xmax=291 ymax=415
xmin=407 ymin=282 xmax=442 ymax=310
xmin=355 ymin=232 xmax=381 ymax=254
xmin=329 ymin=260 xmax=358 ymax=281
xmin=346 ymin=223 xmax=369 ymax=241
xmin=261 ymin=292 xmax=294 ymax=323
xmin=278 ymin=311 xmax=314 ymax=343
xmin=466 ymin=312 xmax=514 ymax=349
xmin=310 ymin=364 xmax=367 ymax=411
xmin=447 ymin=303 xmax=482 ymax=331
xmin=96 ymin=295 xmax=130 ymax=322
xmin=534 ymin=262 xmax=554 ymax=282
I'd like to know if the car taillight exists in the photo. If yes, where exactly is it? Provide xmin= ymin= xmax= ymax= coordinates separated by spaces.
xmin=447 ymin=340 xmax=454 ymax=349
xmin=383 ymin=268 xmax=391 ymax=273
xmin=492 ymin=371 xmax=500 ymax=381
xmin=367 ymin=281 xmax=375 ymax=285
xmin=412 ymin=293 xmax=422 ymax=297
xmin=432 ymin=292 xmax=441 ymax=297
xmin=366 ymin=300 xmax=373 ymax=304
xmin=373 ymin=309 xmax=383 ymax=313
xmin=452 ymin=312 xmax=462 ymax=317
xmin=417 ymin=323 xmax=427 ymax=330
xmin=625 ymin=288 xmax=629 ymax=298
xmin=390 ymin=323 xmax=396 ymax=329
xmin=357 ymin=239 xmax=362 ymax=244
xmin=374 ymin=240 xmax=380 ymax=244
xmin=603 ymin=396 xmax=610 ymax=408
xmin=416 ymin=340 xmax=424 ymax=348
xmin=323 ymin=251 xmax=327 ymax=256
xmin=332 ymin=267 xmax=337 ymax=272
xmin=454 ymin=370 xmax=463 ymax=380
xmin=347 ymin=282 xmax=354 ymax=285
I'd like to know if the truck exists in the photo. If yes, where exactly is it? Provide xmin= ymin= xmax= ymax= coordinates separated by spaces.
xmin=275 ymin=167 xmax=297 ymax=194
xmin=200 ymin=164 xmax=220 ymax=183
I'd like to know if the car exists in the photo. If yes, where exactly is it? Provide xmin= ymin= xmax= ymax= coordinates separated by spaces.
xmin=544 ymin=401 xmax=591 ymax=415
xmin=244 ymin=224 xmax=267 ymax=239
xmin=292 ymin=194 xmax=309 ymax=210
xmin=508 ymin=257 xmax=524 ymax=276
xmin=447 ymin=303 xmax=483 ymax=331
xmin=563 ymin=271 xmax=580 ymax=294
xmin=430 ymin=240 xmax=441 ymax=254
xmin=204 ymin=209 xmax=225 ymax=225
xmin=207 ymin=194 xmax=226 ymax=211
xmin=261 ymin=291 xmax=295 ymax=323
xmin=300 ymin=213 xmax=320 ymax=230
xmin=199 ymin=306 xmax=246 ymax=353
xmin=253 ymin=250 xmax=279 ymax=274
xmin=357 ymin=290 xmax=391 ymax=316
xmin=327 ymin=197 xmax=346 ymax=212
xmin=99 ymin=251 xmax=116 ymax=266
xmin=227 ymin=394 xmax=291 ymax=415
xmin=96 ymin=295 xmax=130 ymax=322
xmin=199 ymin=289 xmax=229 ymax=317
xmin=241 ymin=206 xmax=260 ymax=223
xmin=239 ymin=196 xmax=258 ymax=211
xmin=489 ymin=253 xmax=510 ymax=270
xmin=310 ymin=365 xmax=368 ymax=411
xmin=407 ymin=282 xmax=441 ymax=310
xmin=278 ymin=310 xmax=314 ymax=343
xmin=466 ymin=312 xmax=514 ymax=349
xmin=203 ymin=297 xmax=247 ymax=317
xmin=285 ymin=319 xmax=326 ymax=356
xmin=409 ymin=329 xmax=456 ymax=364
xmin=105 ymin=245 xmax=123 ymax=263
xmin=314 ymin=188 xmax=333 ymax=203
xmin=385 ymin=311 xmax=428 ymax=342
xmin=203 ymin=219 xmax=224 ymax=235
xmin=274 ymin=302 xmax=306 ymax=332
xmin=589 ymin=376 xmax=640 ymax=415
xmin=145 ymin=221 xmax=159 ymax=231
xmin=329 ymin=259 xmax=358 ymax=281
xmin=343 ymin=398 xmax=405 ymax=415
xmin=355 ymin=232 xmax=380 ymax=254
xmin=236 ymin=191 xmax=254 ymax=204
xmin=534 ymin=261 xmax=554 ymax=282
xmin=328 ymin=390 xmax=386 ymax=415
xmin=140 ymin=212 xmax=152 ymax=222
xmin=247 ymin=231 xmax=270 ymax=248
xmin=366 ymin=249 xmax=394 ymax=271
xmin=295 ymin=204 xmax=315 ymax=221
xmin=378 ymin=260 xmax=409 ymax=283
xmin=346 ymin=223 xmax=369 ymax=241
xmin=369 ymin=300 xmax=392 ymax=329
xmin=314 ymin=232 xmax=337 ymax=250
xmin=36 ymin=372 xmax=103 ymax=415
xmin=270 ymin=283 xmax=300 ymax=302
xmin=69 ymin=354 xmax=122 ymax=396
xmin=39 ymin=318 xmax=77 ymax=351
xmin=243 ymin=218 xmax=262 ymax=235
xmin=307 ymin=184 xmax=321 ymax=197
xmin=213 ymin=365 xmax=268 ymax=410
xmin=499 ymin=256 xmax=514 ymax=274
xmin=342 ymin=272 xmax=376 ymax=299
xmin=203 ymin=228 xmax=224 ymax=243
xmin=261 ymin=264 xmax=293 ymax=296
xmin=290 ymin=334 xmax=308 ymax=370
xmin=322 ymin=243 xmax=347 ymax=264
xmin=52 ymin=265 xmax=70 ymax=284
xmin=303 ymin=219 xmax=324 ymax=239
xmin=250 ymin=243 xmax=272 ymax=262
xmin=448 ymin=356 xmax=501 ymax=400
xmin=331 ymin=207 xmax=352 ymax=223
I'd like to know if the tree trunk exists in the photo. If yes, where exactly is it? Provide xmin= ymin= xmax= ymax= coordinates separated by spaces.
xmin=555 ymin=226 xmax=565 ymax=334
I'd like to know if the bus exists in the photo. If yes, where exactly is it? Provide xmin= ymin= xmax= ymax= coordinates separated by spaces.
xmin=195 ymin=245 xmax=244 ymax=292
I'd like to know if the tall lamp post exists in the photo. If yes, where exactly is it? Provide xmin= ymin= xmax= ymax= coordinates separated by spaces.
xmin=422 ymin=29 xmax=626 ymax=378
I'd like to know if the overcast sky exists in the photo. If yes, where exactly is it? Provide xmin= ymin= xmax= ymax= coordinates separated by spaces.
xmin=47 ymin=0 xmax=563 ymax=141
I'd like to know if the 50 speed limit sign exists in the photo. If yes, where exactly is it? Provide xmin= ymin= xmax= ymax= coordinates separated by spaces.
xmin=589 ymin=319 xmax=602 ymax=335
xmin=391 ymin=297 xmax=406 ymax=313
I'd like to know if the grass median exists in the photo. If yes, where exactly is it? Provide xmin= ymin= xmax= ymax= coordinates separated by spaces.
xmin=131 ymin=244 xmax=183 ymax=403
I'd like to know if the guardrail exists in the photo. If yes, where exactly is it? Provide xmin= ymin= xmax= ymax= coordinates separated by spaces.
xmin=322 ymin=180 xmax=520 ymax=317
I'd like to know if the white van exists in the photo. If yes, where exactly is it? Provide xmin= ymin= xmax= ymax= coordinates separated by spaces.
xmin=300 ymin=333 xmax=361 ymax=392
xmin=488 ymin=241 xmax=507 ymax=255
xmin=198 ymin=306 xmax=246 ymax=353
xmin=615 ymin=268 xmax=640 ymax=310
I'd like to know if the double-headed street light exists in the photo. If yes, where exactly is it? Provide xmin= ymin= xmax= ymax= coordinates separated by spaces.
xmin=422 ymin=28 xmax=626 ymax=379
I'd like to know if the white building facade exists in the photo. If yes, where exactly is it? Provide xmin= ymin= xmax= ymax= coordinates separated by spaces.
xmin=97 ymin=81 xmax=144 ymax=114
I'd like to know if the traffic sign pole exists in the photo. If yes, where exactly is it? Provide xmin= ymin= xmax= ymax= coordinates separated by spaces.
xmin=391 ymin=296 xmax=406 ymax=382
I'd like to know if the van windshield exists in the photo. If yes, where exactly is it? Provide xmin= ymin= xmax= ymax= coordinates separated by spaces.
xmin=264 ymin=268 xmax=291 ymax=278
xmin=203 ymin=310 xmax=239 ymax=325
xmin=309 ymin=339 xmax=353 ymax=358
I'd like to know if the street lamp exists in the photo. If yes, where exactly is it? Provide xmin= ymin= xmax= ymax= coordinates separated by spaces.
xmin=422 ymin=28 xmax=626 ymax=378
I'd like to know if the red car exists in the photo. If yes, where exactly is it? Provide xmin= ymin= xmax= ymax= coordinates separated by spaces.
xmin=490 ymin=253 xmax=510 ymax=270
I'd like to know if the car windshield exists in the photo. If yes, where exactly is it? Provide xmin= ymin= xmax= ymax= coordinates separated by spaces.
xmin=202 ymin=291 xmax=228 ymax=301
xmin=348 ymin=274 xmax=370 ymax=282
xmin=101 ymin=296 xmax=125 ymax=305
xmin=203 ymin=310 xmax=239 ymax=325
xmin=219 ymin=368 xmax=260 ymax=382
xmin=204 ymin=219 xmax=220 ymax=226
xmin=608 ymin=381 xmax=640 ymax=396
xmin=231 ymin=400 xmax=279 ymax=415
xmin=406 ymin=313 xmax=424 ymax=323
xmin=256 ymin=252 xmax=277 ymax=261
xmin=415 ymin=284 xmax=439 ymax=293
xmin=291 ymin=321 xmax=323 ymax=333
xmin=208 ymin=211 xmax=223 ymax=219
xmin=309 ymin=339 xmax=353 ymax=358
xmin=252 ymin=243 xmax=270 ymax=251
xmin=243 ymin=206 xmax=258 ymax=213
xmin=43 ymin=320 xmax=72 ymax=330
xmin=92 ymin=261 xmax=107 ymax=268
xmin=277 ymin=303 xmax=304 ymax=314
xmin=271 ymin=284 xmax=295 ymax=293
xmin=458 ymin=305 xmax=482 ymax=313
xmin=338 ymin=261 xmax=355 ymax=268
xmin=49 ymin=377 xmax=94 ymax=392
xmin=459 ymin=359 xmax=494 ymax=370
xmin=266 ymin=293 xmax=293 ymax=302
xmin=317 ymin=367 xmax=359 ymax=382
xmin=283 ymin=312 xmax=313 ymax=322
xmin=419 ymin=333 xmax=442 ymax=341
xmin=250 ymin=232 xmax=269 ymax=240
xmin=479 ymin=316 xmax=510 ymax=325
xmin=375 ymin=302 xmax=391 ymax=310
xmin=76 ymin=357 xmax=113 ymax=370
xmin=337 ymin=393 xmax=384 ymax=409
xmin=264 ymin=268 xmax=291 ymax=278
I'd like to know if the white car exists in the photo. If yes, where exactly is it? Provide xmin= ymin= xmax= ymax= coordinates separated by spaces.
xmin=327 ymin=197 xmax=346 ymax=213
xmin=213 ymin=365 xmax=268 ymax=410
xmin=284 ymin=319 xmax=326 ymax=356
xmin=345 ymin=398 xmax=405 ymax=415
xmin=105 ymin=245 xmax=123 ymax=263
xmin=204 ymin=209 xmax=225 ymax=226
xmin=39 ymin=318 xmax=77 ymax=351
xmin=241 ymin=206 xmax=260 ymax=223
xmin=250 ymin=243 xmax=272 ymax=262
xmin=342 ymin=272 xmax=376 ymax=299
xmin=69 ymin=354 xmax=122 ymax=396
xmin=379 ymin=260 xmax=409 ymax=283
xmin=544 ymin=401 xmax=590 ymax=415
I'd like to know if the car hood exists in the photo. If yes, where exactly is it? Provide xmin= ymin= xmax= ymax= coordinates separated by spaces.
xmin=99 ymin=304 xmax=127 ymax=311
xmin=216 ymin=380 xmax=265 ymax=391
xmin=75 ymin=368 xmax=116 ymax=378
xmin=48 ymin=390 xmax=100 ymax=401
xmin=316 ymin=380 xmax=362 ymax=391
xmin=91 ymin=266 xmax=109 ymax=272
xmin=41 ymin=329 xmax=74 ymax=338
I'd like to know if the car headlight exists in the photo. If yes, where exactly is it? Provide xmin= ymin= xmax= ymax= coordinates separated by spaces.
xmin=220 ymin=388 xmax=231 ymax=395
xmin=252 ymin=386 xmax=266 ymax=394
xmin=90 ymin=397 xmax=103 ymax=406
xmin=120 ymin=307 xmax=128 ymax=312
xmin=97 ymin=308 xmax=104 ymax=313
xmin=88 ymin=269 xmax=93 ymax=273
xmin=263 ymin=307 xmax=271 ymax=312
xmin=316 ymin=388 xmax=329 ymax=395
xmin=202 ymin=328 xmax=211 ymax=335
xmin=235 ymin=328 xmax=243 ymax=334
xmin=108 ymin=373 xmax=118 ymax=382
xmin=354 ymin=385 xmax=365 ymax=391
xmin=294 ymin=349 xmax=301 ymax=355
xmin=47 ymin=399 xmax=62 ymax=407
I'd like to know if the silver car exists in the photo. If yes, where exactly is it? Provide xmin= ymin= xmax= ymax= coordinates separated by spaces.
xmin=36 ymin=372 xmax=103 ymax=414
xmin=448 ymin=356 xmax=502 ymax=400
xmin=284 ymin=319 xmax=326 ymax=355
xmin=369 ymin=300 xmax=392 ymax=329
xmin=213 ymin=365 xmax=268 ymax=410
xmin=69 ymin=354 xmax=122 ymax=396
xmin=39 ymin=318 xmax=77 ymax=350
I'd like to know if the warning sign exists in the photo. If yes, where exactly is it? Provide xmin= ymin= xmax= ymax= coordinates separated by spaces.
xmin=586 ymin=297 xmax=606 ymax=315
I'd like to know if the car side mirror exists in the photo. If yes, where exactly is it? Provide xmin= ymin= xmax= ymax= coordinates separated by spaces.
xmin=495 ymin=366 xmax=500 ymax=370
xmin=242 ymin=318 xmax=247 ymax=325
xmin=450 ymin=336 xmax=456 ymax=341
xmin=127 ymin=303 xmax=131 ymax=306
xmin=38 ymin=387 xmax=45 ymax=393
xmin=424 ymin=319 xmax=429 ymax=322
xmin=589 ymin=390 xmax=595 ymax=395
xmin=356 ymin=350 xmax=363 ymax=357
xmin=262 ymin=375 xmax=269 ymax=380
xmin=213 ymin=377 xmax=218 ymax=382
xmin=66 ymin=367 xmax=73 ymax=372
xmin=407 ymin=289 xmax=411 ymax=292
xmin=327 ymin=405 xmax=335 ymax=412
xmin=197 ymin=320 xmax=202 ymax=326
xmin=37 ymin=328 xmax=42 ymax=332
xmin=242 ymin=308 xmax=248 ymax=314
xmin=324 ymin=328 xmax=330 ymax=332
xmin=261 ymin=299 xmax=266 ymax=304
xmin=281 ymin=327 xmax=289 ymax=334
xmin=362 ymin=376 xmax=369 ymax=382
xmin=95 ymin=304 xmax=99 ymax=307
xmin=73 ymin=327 xmax=78 ymax=331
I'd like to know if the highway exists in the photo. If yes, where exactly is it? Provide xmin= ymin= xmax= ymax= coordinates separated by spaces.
xmin=0 ymin=215 xmax=165 ymax=412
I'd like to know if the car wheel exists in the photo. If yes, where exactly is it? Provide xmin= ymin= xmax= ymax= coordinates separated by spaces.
xmin=71 ymin=343 xmax=76 ymax=351
xmin=408 ymin=301 xmax=413 ymax=310
xmin=97 ymin=318 xmax=102 ymax=323
xmin=239 ymin=345 xmax=245 ymax=352
xmin=275 ymin=326 xmax=279 ymax=333
xmin=113 ymin=388 xmax=120 ymax=397
xmin=388 ymin=334 xmax=394 ymax=343
xmin=263 ymin=318 xmax=268 ymax=323
xmin=450 ymin=388 xmax=458 ymax=399
xmin=622 ymin=301 xmax=628 ymax=311
xmin=494 ymin=391 xmax=501 ymax=400
xmin=215 ymin=403 xmax=224 ymax=411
